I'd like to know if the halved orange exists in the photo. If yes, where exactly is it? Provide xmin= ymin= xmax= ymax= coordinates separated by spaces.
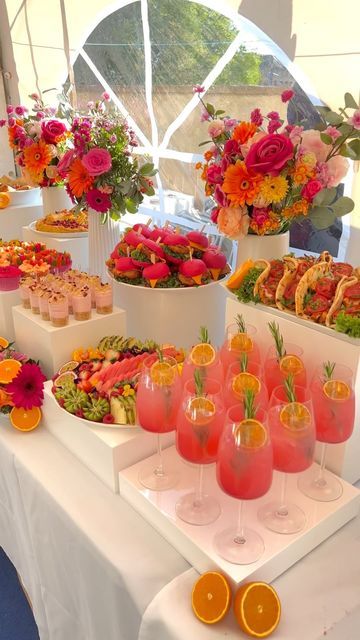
xmin=226 ymin=259 xmax=254 ymax=290
xmin=0 ymin=337 xmax=9 ymax=350
xmin=0 ymin=192 xmax=11 ymax=209
xmin=279 ymin=355 xmax=304 ymax=376
xmin=323 ymin=379 xmax=351 ymax=401
xmin=233 ymin=419 xmax=267 ymax=448
xmin=230 ymin=333 xmax=253 ymax=353
xmin=186 ymin=396 xmax=216 ymax=425
xmin=192 ymin=571 xmax=231 ymax=625
xmin=150 ymin=361 xmax=175 ymax=386
xmin=190 ymin=343 xmax=216 ymax=367
xmin=234 ymin=581 xmax=281 ymax=637
xmin=0 ymin=359 xmax=22 ymax=384
xmin=232 ymin=372 xmax=261 ymax=398
xmin=280 ymin=402 xmax=311 ymax=431
xmin=10 ymin=406 xmax=42 ymax=431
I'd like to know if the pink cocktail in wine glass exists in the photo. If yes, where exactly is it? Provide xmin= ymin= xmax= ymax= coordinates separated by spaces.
xmin=220 ymin=318 xmax=261 ymax=373
xmin=224 ymin=360 xmax=268 ymax=411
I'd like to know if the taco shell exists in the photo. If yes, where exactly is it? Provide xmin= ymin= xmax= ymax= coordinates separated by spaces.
xmin=325 ymin=275 xmax=359 ymax=327
xmin=295 ymin=261 xmax=331 ymax=318
xmin=275 ymin=256 xmax=300 ymax=312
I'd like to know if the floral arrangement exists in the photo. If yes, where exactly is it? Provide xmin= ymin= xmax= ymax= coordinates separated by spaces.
xmin=0 ymin=94 xmax=71 ymax=187
xmin=194 ymin=86 xmax=360 ymax=239
xmin=0 ymin=338 xmax=46 ymax=431
xmin=58 ymin=93 xmax=156 ymax=221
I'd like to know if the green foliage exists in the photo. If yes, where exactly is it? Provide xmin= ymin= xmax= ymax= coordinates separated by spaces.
xmin=243 ymin=389 xmax=256 ymax=420
xmin=284 ymin=374 xmax=296 ymax=403
xmin=335 ymin=312 xmax=360 ymax=338
xmin=310 ymin=187 xmax=354 ymax=230
xmin=268 ymin=321 xmax=286 ymax=361
xmin=323 ymin=361 xmax=336 ymax=382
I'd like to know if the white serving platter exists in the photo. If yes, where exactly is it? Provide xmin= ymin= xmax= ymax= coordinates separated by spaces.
xmin=29 ymin=220 xmax=88 ymax=239
xmin=119 ymin=445 xmax=360 ymax=587
xmin=51 ymin=390 xmax=137 ymax=430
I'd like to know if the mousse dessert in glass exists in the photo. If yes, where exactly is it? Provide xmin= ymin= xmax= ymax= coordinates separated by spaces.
xmin=48 ymin=292 xmax=69 ymax=327
xmin=72 ymin=286 xmax=92 ymax=321
xmin=95 ymin=283 xmax=113 ymax=314
xmin=19 ymin=276 xmax=34 ymax=309
xmin=29 ymin=284 xmax=41 ymax=314
xmin=38 ymin=288 xmax=51 ymax=321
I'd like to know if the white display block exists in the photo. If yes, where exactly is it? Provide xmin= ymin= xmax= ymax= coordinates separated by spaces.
xmin=225 ymin=295 xmax=360 ymax=484
xmin=12 ymin=305 xmax=126 ymax=378
xmin=22 ymin=225 xmax=89 ymax=271
xmin=112 ymin=276 xmax=229 ymax=349
xmin=119 ymin=445 xmax=360 ymax=587
xmin=42 ymin=381 xmax=174 ymax=492
xmin=0 ymin=289 xmax=20 ymax=340
xmin=0 ymin=204 xmax=43 ymax=240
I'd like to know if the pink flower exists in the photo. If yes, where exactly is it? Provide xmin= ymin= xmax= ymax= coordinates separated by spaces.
xmin=7 ymin=362 xmax=46 ymax=409
xmin=268 ymin=120 xmax=282 ymax=134
xmin=41 ymin=119 xmax=67 ymax=143
xmin=210 ymin=207 xmax=220 ymax=223
xmin=240 ymin=131 xmax=267 ymax=158
xmin=217 ymin=206 xmax=250 ymax=240
xmin=15 ymin=106 xmax=27 ymax=116
xmin=214 ymin=185 xmax=228 ymax=207
xmin=36 ymin=111 xmax=45 ymax=120
xmin=347 ymin=109 xmax=360 ymax=130
xmin=193 ymin=84 xmax=205 ymax=94
xmin=281 ymin=89 xmax=294 ymax=103
xmin=301 ymin=179 xmax=323 ymax=202
xmin=289 ymin=125 xmax=304 ymax=146
xmin=221 ymin=156 xmax=230 ymax=173
xmin=252 ymin=207 xmax=270 ymax=227
xmin=315 ymin=161 xmax=330 ymax=187
xmin=200 ymin=109 xmax=210 ymax=122
xmin=245 ymin=133 xmax=294 ymax=176
xmin=98 ymin=184 xmax=113 ymax=194
xmin=0 ymin=119 xmax=6 ymax=127
xmin=101 ymin=91 xmax=111 ymax=102
xmin=223 ymin=118 xmax=237 ymax=130
xmin=87 ymin=101 xmax=95 ymax=109
xmin=6 ymin=105 xmax=14 ymax=114
xmin=223 ymin=139 xmax=240 ymax=155
xmin=326 ymin=155 xmax=349 ymax=187
xmin=300 ymin=130 xmax=330 ymax=162
xmin=8 ymin=117 xmax=16 ymax=127
xmin=57 ymin=149 xmax=76 ymax=177
xmin=250 ymin=108 xmax=263 ymax=126
xmin=109 ymin=134 xmax=117 ymax=143
xmin=208 ymin=119 xmax=225 ymax=138
xmin=324 ymin=126 xmax=341 ymax=141
xmin=86 ymin=188 xmax=111 ymax=212
xmin=82 ymin=148 xmax=112 ymax=176
xmin=267 ymin=111 xmax=280 ymax=120
xmin=206 ymin=164 xmax=222 ymax=184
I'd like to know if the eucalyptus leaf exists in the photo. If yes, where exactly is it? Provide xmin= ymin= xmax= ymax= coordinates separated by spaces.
xmin=331 ymin=196 xmax=354 ymax=216
xmin=145 ymin=186 xmax=155 ymax=196
xmin=340 ymin=145 xmax=357 ymax=159
xmin=317 ymin=106 xmax=331 ymax=115
xmin=139 ymin=162 xmax=155 ymax=176
xmin=338 ymin=123 xmax=353 ymax=136
xmin=117 ymin=181 xmax=132 ymax=194
xmin=205 ymin=103 xmax=215 ymax=116
xmin=309 ymin=206 xmax=336 ymax=230
xmin=198 ymin=140 xmax=212 ymax=147
xmin=313 ymin=187 xmax=337 ymax=207
xmin=348 ymin=138 xmax=360 ymax=159
xmin=215 ymin=110 xmax=226 ymax=116
xmin=125 ymin=198 xmax=138 ymax=214
xmin=344 ymin=92 xmax=358 ymax=109
xmin=325 ymin=111 xmax=344 ymax=126
xmin=320 ymin=133 xmax=333 ymax=145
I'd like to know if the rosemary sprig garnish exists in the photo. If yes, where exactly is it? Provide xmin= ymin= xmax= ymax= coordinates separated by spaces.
xmin=194 ymin=369 xmax=204 ymax=397
xmin=156 ymin=347 xmax=164 ymax=363
xmin=284 ymin=374 xmax=296 ymax=403
xmin=240 ymin=352 xmax=248 ymax=372
xmin=235 ymin=313 xmax=246 ymax=333
xmin=323 ymin=360 xmax=336 ymax=382
xmin=243 ymin=389 xmax=256 ymax=420
xmin=268 ymin=321 xmax=286 ymax=361
xmin=199 ymin=326 xmax=210 ymax=344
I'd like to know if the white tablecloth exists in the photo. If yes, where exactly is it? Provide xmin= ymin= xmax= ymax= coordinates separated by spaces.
xmin=0 ymin=418 xmax=359 ymax=640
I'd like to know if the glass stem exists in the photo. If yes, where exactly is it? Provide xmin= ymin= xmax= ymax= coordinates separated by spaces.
xmin=234 ymin=500 xmax=246 ymax=544
xmin=277 ymin=473 xmax=288 ymax=517
xmin=194 ymin=464 xmax=204 ymax=507
xmin=315 ymin=443 xmax=327 ymax=486
xmin=155 ymin=433 xmax=164 ymax=477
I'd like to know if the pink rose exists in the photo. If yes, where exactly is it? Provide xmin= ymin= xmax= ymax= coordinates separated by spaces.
xmin=57 ymin=150 xmax=75 ymax=177
xmin=223 ymin=139 xmax=240 ymax=155
xmin=208 ymin=119 xmax=225 ymax=138
xmin=301 ymin=180 xmax=323 ymax=202
xmin=300 ymin=130 xmax=330 ymax=163
xmin=281 ymin=89 xmax=294 ymax=103
xmin=326 ymin=155 xmax=349 ymax=188
xmin=267 ymin=111 xmax=280 ymax=120
xmin=0 ymin=119 xmax=6 ymax=127
xmin=289 ymin=125 xmax=304 ymax=146
xmin=268 ymin=120 xmax=282 ymax=134
xmin=8 ymin=117 xmax=16 ymax=127
xmin=206 ymin=164 xmax=222 ymax=184
xmin=217 ymin=206 xmax=249 ymax=240
xmin=82 ymin=148 xmax=112 ymax=176
xmin=101 ymin=91 xmax=111 ymax=102
xmin=41 ymin=119 xmax=67 ymax=144
xmin=245 ymin=133 xmax=294 ymax=175
xmin=324 ymin=126 xmax=341 ymax=141
xmin=200 ymin=109 xmax=210 ymax=122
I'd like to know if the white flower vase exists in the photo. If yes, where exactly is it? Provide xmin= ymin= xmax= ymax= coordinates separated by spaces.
xmin=41 ymin=186 xmax=73 ymax=215
xmin=235 ymin=231 xmax=290 ymax=267
xmin=88 ymin=209 xmax=121 ymax=281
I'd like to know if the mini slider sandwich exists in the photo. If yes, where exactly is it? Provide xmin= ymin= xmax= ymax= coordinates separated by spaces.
xmin=142 ymin=263 xmax=171 ymax=288
xmin=113 ymin=257 xmax=141 ymax=280
xmin=162 ymin=233 xmax=190 ymax=264
xmin=202 ymin=249 xmax=229 ymax=281
xmin=178 ymin=258 xmax=208 ymax=286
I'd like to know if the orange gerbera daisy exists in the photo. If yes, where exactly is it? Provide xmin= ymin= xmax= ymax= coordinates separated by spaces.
xmin=222 ymin=160 xmax=263 ymax=207
xmin=232 ymin=122 xmax=258 ymax=145
xmin=23 ymin=140 xmax=53 ymax=177
xmin=68 ymin=159 xmax=94 ymax=197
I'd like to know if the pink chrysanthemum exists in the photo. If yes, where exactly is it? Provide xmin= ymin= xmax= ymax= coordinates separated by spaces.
xmin=86 ymin=188 xmax=112 ymax=213
xmin=7 ymin=362 xmax=46 ymax=409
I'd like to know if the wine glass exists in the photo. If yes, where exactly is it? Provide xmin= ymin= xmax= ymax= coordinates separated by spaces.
xmin=214 ymin=405 xmax=273 ymax=564
xmin=136 ymin=354 xmax=181 ymax=490
xmin=258 ymin=384 xmax=315 ymax=534
xmin=219 ymin=319 xmax=261 ymax=373
xmin=298 ymin=363 xmax=355 ymax=501
xmin=181 ymin=329 xmax=224 ymax=386
xmin=175 ymin=377 xmax=225 ymax=525
xmin=223 ymin=359 xmax=268 ymax=411
xmin=264 ymin=343 xmax=307 ymax=398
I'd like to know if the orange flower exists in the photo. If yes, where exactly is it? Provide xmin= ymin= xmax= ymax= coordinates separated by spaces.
xmin=222 ymin=160 xmax=263 ymax=207
xmin=292 ymin=163 xmax=315 ymax=185
xmin=0 ymin=388 xmax=14 ymax=408
xmin=68 ymin=159 xmax=94 ymax=197
xmin=232 ymin=122 xmax=258 ymax=145
xmin=204 ymin=150 xmax=213 ymax=161
xmin=23 ymin=140 xmax=53 ymax=178
xmin=195 ymin=162 xmax=203 ymax=170
xmin=293 ymin=199 xmax=309 ymax=215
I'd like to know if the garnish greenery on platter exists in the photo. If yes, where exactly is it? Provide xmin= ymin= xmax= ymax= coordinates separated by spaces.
xmin=335 ymin=312 xmax=360 ymax=338
xmin=234 ymin=267 xmax=262 ymax=303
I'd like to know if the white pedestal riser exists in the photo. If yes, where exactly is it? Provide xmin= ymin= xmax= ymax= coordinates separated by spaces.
xmin=12 ymin=305 xmax=126 ymax=378
xmin=0 ymin=289 xmax=20 ymax=340
xmin=0 ymin=204 xmax=42 ymax=240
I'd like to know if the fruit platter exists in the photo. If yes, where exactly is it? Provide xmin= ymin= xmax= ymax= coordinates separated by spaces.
xmin=51 ymin=336 xmax=185 ymax=427
xmin=33 ymin=209 xmax=88 ymax=236
xmin=227 ymin=252 xmax=360 ymax=338
xmin=107 ymin=222 xmax=230 ymax=288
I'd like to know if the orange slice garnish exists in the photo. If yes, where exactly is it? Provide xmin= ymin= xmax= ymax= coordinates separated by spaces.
xmin=232 ymin=372 xmax=261 ymax=398
xmin=0 ymin=359 xmax=22 ymax=384
xmin=190 ymin=343 xmax=216 ymax=367
xmin=233 ymin=419 xmax=267 ymax=449
xmin=186 ymin=396 xmax=216 ymax=425
xmin=10 ymin=406 xmax=42 ymax=431
xmin=280 ymin=402 xmax=311 ymax=431
xmin=323 ymin=379 xmax=351 ymax=401
xmin=234 ymin=581 xmax=281 ymax=637
xmin=192 ymin=571 xmax=231 ymax=625
xmin=279 ymin=354 xmax=304 ymax=376
xmin=150 ymin=361 xmax=176 ymax=386
xmin=226 ymin=259 xmax=254 ymax=290
xmin=230 ymin=333 xmax=253 ymax=353
xmin=0 ymin=192 xmax=11 ymax=209
xmin=0 ymin=336 xmax=9 ymax=350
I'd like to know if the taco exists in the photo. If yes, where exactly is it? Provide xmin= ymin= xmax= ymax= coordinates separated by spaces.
xmin=276 ymin=255 xmax=316 ymax=313
xmin=295 ymin=260 xmax=341 ymax=323
xmin=254 ymin=258 xmax=286 ymax=307
xmin=329 ymin=260 xmax=354 ymax=282
xmin=326 ymin=276 xmax=360 ymax=336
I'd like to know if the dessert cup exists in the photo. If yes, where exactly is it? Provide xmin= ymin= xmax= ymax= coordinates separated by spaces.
xmin=48 ymin=293 xmax=69 ymax=327
xmin=19 ymin=277 xmax=34 ymax=309
xmin=95 ymin=283 xmax=113 ymax=314
xmin=29 ymin=285 xmax=41 ymax=314
xmin=72 ymin=286 xmax=92 ymax=321
xmin=38 ymin=288 xmax=51 ymax=321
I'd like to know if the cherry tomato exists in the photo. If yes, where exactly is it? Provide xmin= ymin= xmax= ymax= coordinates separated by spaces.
xmin=344 ymin=283 xmax=360 ymax=299
xmin=315 ymin=278 xmax=337 ymax=299
xmin=283 ymin=281 xmax=297 ymax=300
xmin=332 ymin=263 xmax=353 ymax=277
xmin=305 ymin=294 xmax=329 ymax=314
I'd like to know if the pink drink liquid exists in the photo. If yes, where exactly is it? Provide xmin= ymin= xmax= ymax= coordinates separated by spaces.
xmin=264 ymin=344 xmax=307 ymax=398
xmin=136 ymin=356 xmax=182 ymax=433
xmin=181 ymin=353 xmax=224 ymax=386
xmin=217 ymin=437 xmax=272 ymax=499
xmin=219 ymin=332 xmax=261 ymax=374
xmin=311 ymin=378 xmax=355 ymax=443
xmin=223 ymin=361 xmax=268 ymax=411
xmin=268 ymin=405 xmax=315 ymax=473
